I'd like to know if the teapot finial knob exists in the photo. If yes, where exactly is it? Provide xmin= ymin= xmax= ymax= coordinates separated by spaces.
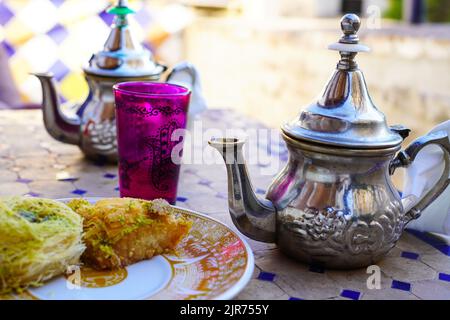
xmin=328 ymin=13 xmax=369 ymax=70
xmin=340 ymin=13 xmax=361 ymax=44
xmin=107 ymin=0 xmax=135 ymax=17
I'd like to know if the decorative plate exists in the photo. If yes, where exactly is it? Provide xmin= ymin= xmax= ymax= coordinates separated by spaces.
xmin=3 ymin=197 xmax=254 ymax=300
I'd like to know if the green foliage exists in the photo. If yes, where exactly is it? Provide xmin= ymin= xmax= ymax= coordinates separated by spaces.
xmin=427 ymin=0 xmax=450 ymax=23
xmin=383 ymin=0 xmax=450 ymax=23
xmin=384 ymin=0 xmax=403 ymax=20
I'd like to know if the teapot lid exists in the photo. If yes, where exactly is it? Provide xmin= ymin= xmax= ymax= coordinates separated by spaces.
xmin=282 ymin=14 xmax=403 ymax=149
xmin=84 ymin=0 xmax=165 ymax=78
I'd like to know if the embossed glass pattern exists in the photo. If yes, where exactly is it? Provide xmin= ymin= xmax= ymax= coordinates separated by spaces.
xmin=113 ymin=82 xmax=191 ymax=204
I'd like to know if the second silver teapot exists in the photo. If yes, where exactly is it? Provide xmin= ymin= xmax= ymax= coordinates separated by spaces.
xmin=209 ymin=14 xmax=450 ymax=269
xmin=34 ymin=0 xmax=200 ymax=162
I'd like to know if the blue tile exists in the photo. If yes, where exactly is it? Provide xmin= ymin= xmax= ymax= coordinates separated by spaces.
xmin=391 ymin=280 xmax=411 ymax=292
xmin=436 ymin=245 xmax=450 ymax=256
xmin=198 ymin=179 xmax=211 ymax=186
xmin=439 ymin=273 xmax=450 ymax=282
xmin=49 ymin=60 xmax=70 ymax=81
xmin=256 ymin=188 xmax=266 ymax=195
xmin=309 ymin=265 xmax=325 ymax=273
xmin=176 ymin=196 xmax=188 ymax=203
xmin=58 ymin=177 xmax=78 ymax=182
xmin=407 ymin=228 xmax=447 ymax=246
xmin=340 ymin=289 xmax=360 ymax=300
xmin=144 ymin=41 xmax=155 ymax=55
xmin=103 ymin=173 xmax=116 ymax=179
xmin=0 ymin=3 xmax=14 ymax=25
xmin=1 ymin=41 xmax=15 ymax=57
xmin=401 ymin=251 xmax=419 ymax=260
xmin=406 ymin=229 xmax=450 ymax=257
xmin=25 ymin=192 xmax=40 ymax=197
xmin=46 ymin=24 xmax=69 ymax=45
xmin=114 ymin=186 xmax=120 ymax=191
xmin=258 ymin=271 xmax=276 ymax=282
xmin=50 ymin=0 xmax=65 ymax=7
xmin=16 ymin=178 xmax=32 ymax=184
xmin=98 ymin=10 xmax=114 ymax=26
xmin=289 ymin=297 xmax=303 ymax=300
xmin=71 ymin=189 xmax=87 ymax=196
xmin=59 ymin=94 xmax=67 ymax=104
xmin=142 ymin=41 xmax=154 ymax=53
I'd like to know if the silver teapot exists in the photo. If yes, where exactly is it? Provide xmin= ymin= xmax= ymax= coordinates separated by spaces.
xmin=34 ymin=0 xmax=198 ymax=162
xmin=209 ymin=14 xmax=450 ymax=269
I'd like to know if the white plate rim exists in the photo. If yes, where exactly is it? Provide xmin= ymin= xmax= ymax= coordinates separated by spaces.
xmin=56 ymin=197 xmax=254 ymax=300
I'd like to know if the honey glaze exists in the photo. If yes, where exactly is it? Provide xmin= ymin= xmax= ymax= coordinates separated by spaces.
xmin=65 ymin=267 xmax=128 ymax=288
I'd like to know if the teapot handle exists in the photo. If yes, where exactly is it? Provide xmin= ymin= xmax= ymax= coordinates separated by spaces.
xmin=165 ymin=61 xmax=197 ymax=89
xmin=389 ymin=131 xmax=450 ymax=221
xmin=165 ymin=61 xmax=207 ymax=115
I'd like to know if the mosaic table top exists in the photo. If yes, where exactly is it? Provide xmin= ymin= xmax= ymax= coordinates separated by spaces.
xmin=1 ymin=108 xmax=450 ymax=300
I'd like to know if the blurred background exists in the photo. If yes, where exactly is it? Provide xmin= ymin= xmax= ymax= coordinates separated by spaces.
xmin=0 ymin=0 xmax=449 ymax=139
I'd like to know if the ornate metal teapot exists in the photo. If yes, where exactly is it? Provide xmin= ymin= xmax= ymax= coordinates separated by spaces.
xmin=209 ymin=14 xmax=450 ymax=269
xmin=34 ymin=0 xmax=199 ymax=162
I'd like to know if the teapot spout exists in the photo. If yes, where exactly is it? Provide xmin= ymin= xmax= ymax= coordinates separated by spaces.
xmin=208 ymin=138 xmax=276 ymax=243
xmin=33 ymin=72 xmax=80 ymax=145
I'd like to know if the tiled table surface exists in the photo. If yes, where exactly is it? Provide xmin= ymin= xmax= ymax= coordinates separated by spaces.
xmin=1 ymin=109 xmax=450 ymax=300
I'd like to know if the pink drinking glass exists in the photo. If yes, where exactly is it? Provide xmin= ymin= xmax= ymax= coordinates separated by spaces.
xmin=113 ymin=82 xmax=191 ymax=204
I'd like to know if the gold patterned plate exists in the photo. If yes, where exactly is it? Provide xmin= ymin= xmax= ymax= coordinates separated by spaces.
xmin=4 ymin=197 xmax=254 ymax=300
